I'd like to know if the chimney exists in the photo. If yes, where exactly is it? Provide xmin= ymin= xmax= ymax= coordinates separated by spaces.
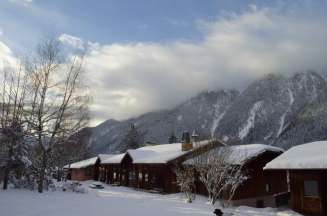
xmin=181 ymin=131 xmax=192 ymax=151
xmin=191 ymin=130 xmax=199 ymax=144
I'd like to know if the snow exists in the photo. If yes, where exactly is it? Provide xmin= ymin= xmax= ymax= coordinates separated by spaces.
xmin=277 ymin=88 xmax=294 ymax=137
xmin=239 ymin=101 xmax=263 ymax=139
xmin=287 ymin=88 xmax=294 ymax=105
xmin=265 ymin=141 xmax=327 ymax=170
xmin=0 ymin=182 xmax=302 ymax=216
xmin=101 ymin=153 xmax=126 ymax=164
xmin=177 ymin=115 xmax=183 ymax=121
xmin=211 ymin=111 xmax=225 ymax=137
xmin=277 ymin=113 xmax=286 ymax=137
xmin=128 ymin=140 xmax=215 ymax=164
xmin=64 ymin=157 xmax=98 ymax=169
xmin=185 ymin=144 xmax=283 ymax=165
xmin=98 ymin=154 xmax=115 ymax=161
xmin=64 ymin=154 xmax=114 ymax=169
xmin=128 ymin=143 xmax=188 ymax=164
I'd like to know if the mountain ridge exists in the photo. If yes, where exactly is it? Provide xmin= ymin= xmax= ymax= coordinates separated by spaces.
xmin=87 ymin=71 xmax=327 ymax=154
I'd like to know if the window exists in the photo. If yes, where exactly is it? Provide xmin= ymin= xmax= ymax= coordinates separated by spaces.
xmin=145 ymin=173 xmax=149 ymax=182
xmin=304 ymin=180 xmax=319 ymax=197
xmin=265 ymin=183 xmax=271 ymax=193
xmin=113 ymin=172 xmax=117 ymax=180
xmin=138 ymin=173 xmax=143 ymax=181
xmin=129 ymin=171 xmax=136 ymax=181
xmin=151 ymin=176 xmax=156 ymax=184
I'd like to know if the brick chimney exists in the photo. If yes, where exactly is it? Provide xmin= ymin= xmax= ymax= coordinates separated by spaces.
xmin=181 ymin=131 xmax=192 ymax=151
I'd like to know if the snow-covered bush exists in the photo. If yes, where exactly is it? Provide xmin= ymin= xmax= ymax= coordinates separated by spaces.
xmin=174 ymin=165 xmax=195 ymax=203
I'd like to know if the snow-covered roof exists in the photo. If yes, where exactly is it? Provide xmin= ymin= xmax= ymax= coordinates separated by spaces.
xmin=98 ymin=154 xmax=115 ymax=162
xmin=101 ymin=153 xmax=126 ymax=164
xmin=65 ymin=157 xmax=98 ymax=169
xmin=264 ymin=141 xmax=327 ymax=170
xmin=184 ymin=144 xmax=283 ymax=165
xmin=64 ymin=154 xmax=114 ymax=169
xmin=128 ymin=140 xmax=218 ymax=164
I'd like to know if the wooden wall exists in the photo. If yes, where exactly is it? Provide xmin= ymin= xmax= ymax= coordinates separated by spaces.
xmin=233 ymin=152 xmax=288 ymax=200
xmin=98 ymin=151 xmax=287 ymax=208
xmin=101 ymin=163 xmax=178 ymax=193
xmin=194 ymin=152 xmax=288 ymax=207
xmin=71 ymin=166 xmax=96 ymax=181
xmin=289 ymin=170 xmax=327 ymax=216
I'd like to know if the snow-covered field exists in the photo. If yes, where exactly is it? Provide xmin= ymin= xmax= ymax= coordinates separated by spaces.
xmin=0 ymin=181 xmax=302 ymax=216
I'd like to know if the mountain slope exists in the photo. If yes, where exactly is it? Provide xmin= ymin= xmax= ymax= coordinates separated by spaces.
xmin=88 ymin=71 xmax=327 ymax=154
xmin=89 ymin=90 xmax=239 ymax=153
xmin=214 ymin=71 xmax=327 ymax=148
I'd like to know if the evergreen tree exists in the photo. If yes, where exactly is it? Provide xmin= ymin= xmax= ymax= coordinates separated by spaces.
xmin=121 ymin=123 xmax=141 ymax=152
xmin=168 ymin=132 xmax=177 ymax=144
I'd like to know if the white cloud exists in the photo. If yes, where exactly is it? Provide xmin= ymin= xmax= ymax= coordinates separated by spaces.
xmin=0 ymin=40 xmax=17 ymax=69
xmin=59 ymin=34 xmax=85 ymax=50
xmin=9 ymin=0 xmax=33 ymax=5
xmin=58 ymin=6 xmax=327 ymax=125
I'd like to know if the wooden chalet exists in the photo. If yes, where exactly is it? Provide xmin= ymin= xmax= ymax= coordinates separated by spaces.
xmin=185 ymin=144 xmax=288 ymax=208
xmin=98 ymin=153 xmax=130 ymax=186
xmin=65 ymin=154 xmax=112 ymax=181
xmin=66 ymin=135 xmax=288 ymax=209
xmin=265 ymin=141 xmax=327 ymax=216
xmin=100 ymin=138 xmax=223 ymax=193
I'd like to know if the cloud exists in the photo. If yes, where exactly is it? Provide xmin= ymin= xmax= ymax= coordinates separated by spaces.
xmin=9 ymin=0 xmax=33 ymax=5
xmin=0 ymin=40 xmax=17 ymax=69
xmin=57 ymin=5 xmax=327 ymax=125
xmin=59 ymin=33 xmax=85 ymax=50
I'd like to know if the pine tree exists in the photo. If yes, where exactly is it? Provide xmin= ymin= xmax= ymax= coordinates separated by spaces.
xmin=121 ymin=123 xmax=141 ymax=152
xmin=168 ymin=132 xmax=177 ymax=144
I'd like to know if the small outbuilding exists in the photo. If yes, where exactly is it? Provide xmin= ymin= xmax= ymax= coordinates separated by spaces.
xmin=265 ymin=141 xmax=327 ymax=216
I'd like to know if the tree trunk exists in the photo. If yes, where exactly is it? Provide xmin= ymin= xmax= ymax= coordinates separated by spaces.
xmin=3 ymin=166 xmax=10 ymax=190
xmin=38 ymin=151 xmax=47 ymax=193
xmin=2 ymin=145 xmax=13 ymax=190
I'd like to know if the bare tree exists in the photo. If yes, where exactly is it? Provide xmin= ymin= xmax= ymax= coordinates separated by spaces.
xmin=174 ymin=165 xmax=195 ymax=203
xmin=192 ymin=146 xmax=248 ymax=206
xmin=0 ymin=64 xmax=29 ymax=190
xmin=25 ymin=39 xmax=89 ymax=193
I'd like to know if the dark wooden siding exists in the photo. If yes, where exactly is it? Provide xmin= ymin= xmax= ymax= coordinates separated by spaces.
xmin=233 ymin=152 xmax=288 ymax=200
xmin=70 ymin=166 xmax=97 ymax=181
xmin=289 ymin=170 xmax=327 ymax=216
xmin=100 ymin=162 xmax=178 ymax=193
xmin=194 ymin=151 xmax=288 ymax=207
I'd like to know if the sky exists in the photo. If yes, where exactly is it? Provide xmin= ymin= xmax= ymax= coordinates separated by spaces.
xmin=1 ymin=0 xmax=327 ymax=126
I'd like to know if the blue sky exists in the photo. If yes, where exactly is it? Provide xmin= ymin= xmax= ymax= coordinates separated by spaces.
xmin=1 ymin=0 xmax=323 ymax=50
xmin=1 ymin=0 xmax=327 ymax=125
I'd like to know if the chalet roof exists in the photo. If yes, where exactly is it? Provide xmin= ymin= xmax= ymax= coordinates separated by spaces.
xmin=64 ymin=154 xmax=113 ymax=169
xmin=64 ymin=157 xmax=98 ymax=169
xmin=98 ymin=154 xmax=115 ymax=162
xmin=128 ymin=140 xmax=220 ymax=164
xmin=101 ymin=153 xmax=126 ymax=164
xmin=264 ymin=141 xmax=327 ymax=170
xmin=184 ymin=144 xmax=283 ymax=165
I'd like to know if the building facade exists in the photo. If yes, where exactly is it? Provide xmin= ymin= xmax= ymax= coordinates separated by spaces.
xmin=265 ymin=141 xmax=327 ymax=216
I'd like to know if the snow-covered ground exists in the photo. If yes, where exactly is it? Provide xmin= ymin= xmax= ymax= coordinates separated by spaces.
xmin=0 ymin=181 xmax=302 ymax=216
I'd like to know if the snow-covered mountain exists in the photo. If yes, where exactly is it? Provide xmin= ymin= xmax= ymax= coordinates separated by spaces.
xmin=88 ymin=71 xmax=327 ymax=154
xmin=215 ymin=71 xmax=327 ymax=149
xmin=88 ymin=89 xmax=239 ymax=153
